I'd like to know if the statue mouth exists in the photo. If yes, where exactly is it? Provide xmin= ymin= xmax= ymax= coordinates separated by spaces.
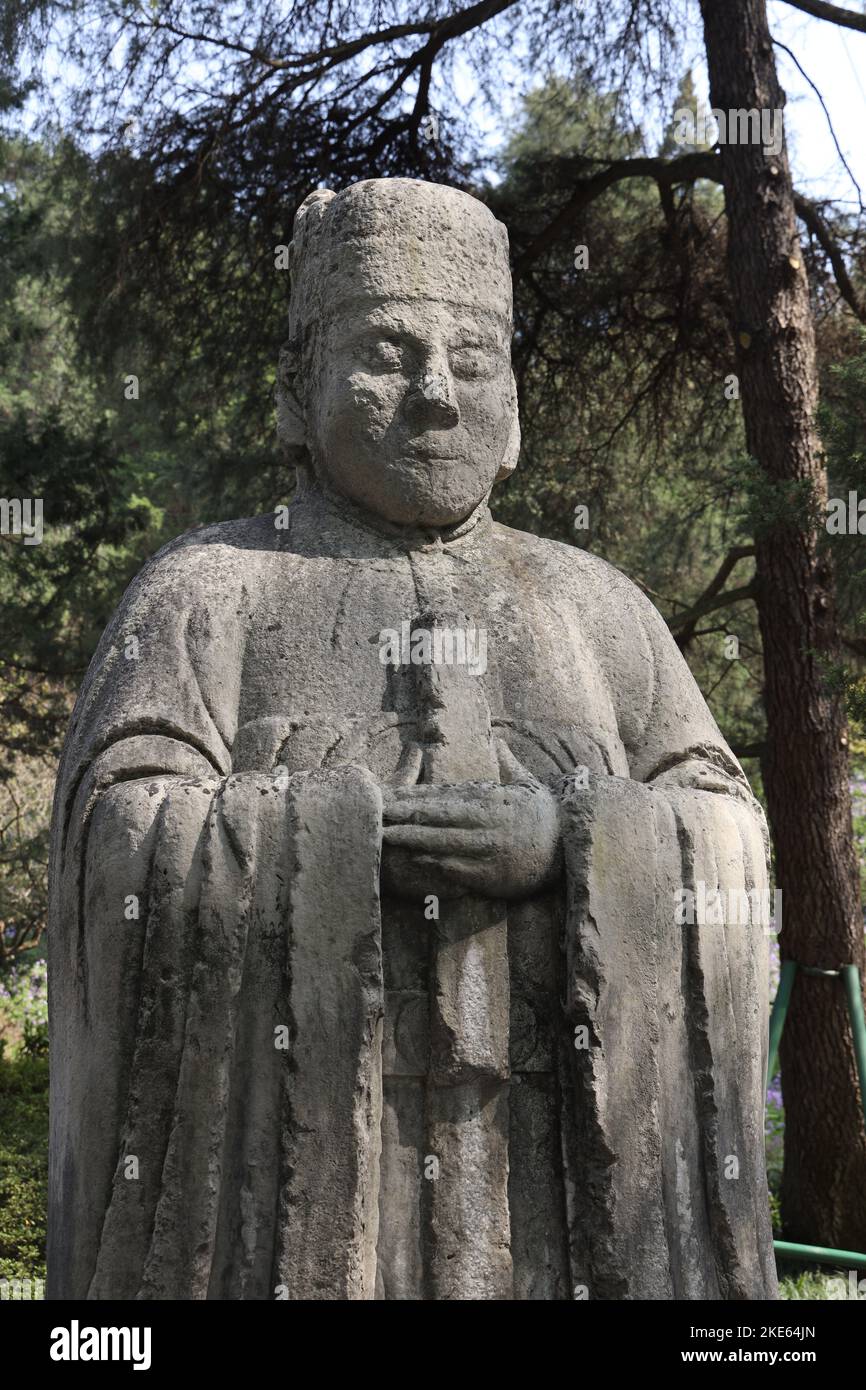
xmin=404 ymin=450 xmax=461 ymax=464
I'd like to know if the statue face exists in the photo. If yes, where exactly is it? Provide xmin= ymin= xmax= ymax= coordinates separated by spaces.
xmin=308 ymin=298 xmax=513 ymax=527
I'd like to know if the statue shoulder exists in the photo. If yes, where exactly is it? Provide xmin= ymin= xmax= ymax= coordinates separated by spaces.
xmin=143 ymin=513 xmax=280 ymax=577
xmin=64 ymin=513 xmax=283 ymax=766
xmin=490 ymin=521 xmax=658 ymax=641
xmin=124 ymin=513 xmax=282 ymax=610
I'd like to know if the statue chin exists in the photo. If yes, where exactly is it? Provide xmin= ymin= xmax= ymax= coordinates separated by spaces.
xmin=317 ymin=455 xmax=495 ymax=531
xmin=375 ymin=494 xmax=486 ymax=529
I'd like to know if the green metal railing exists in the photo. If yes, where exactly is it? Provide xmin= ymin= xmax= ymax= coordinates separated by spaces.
xmin=766 ymin=959 xmax=866 ymax=1270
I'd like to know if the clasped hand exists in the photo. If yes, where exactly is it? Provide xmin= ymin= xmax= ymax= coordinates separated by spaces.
xmin=381 ymin=774 xmax=562 ymax=902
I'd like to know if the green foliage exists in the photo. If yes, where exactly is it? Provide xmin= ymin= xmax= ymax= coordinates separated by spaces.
xmin=779 ymin=1267 xmax=864 ymax=1300
xmin=768 ymin=1187 xmax=782 ymax=1239
xmin=852 ymin=757 xmax=866 ymax=900
xmin=728 ymin=454 xmax=824 ymax=540
xmin=766 ymin=1094 xmax=785 ymax=1203
xmin=0 ymin=755 xmax=52 ymax=964
xmin=659 ymin=69 xmax=717 ymax=159
xmin=820 ymin=331 xmax=866 ymax=704
xmin=0 ymin=1051 xmax=48 ymax=1286
xmin=0 ymin=957 xmax=47 ymax=1057
xmin=821 ymin=330 xmax=866 ymax=498
xmin=815 ymin=657 xmax=866 ymax=729
xmin=0 ymin=137 xmax=179 ymax=765
xmin=0 ymin=136 xmax=194 ymax=963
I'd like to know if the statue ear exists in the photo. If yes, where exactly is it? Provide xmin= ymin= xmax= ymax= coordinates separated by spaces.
xmin=276 ymin=341 xmax=307 ymax=450
xmin=494 ymin=371 xmax=521 ymax=482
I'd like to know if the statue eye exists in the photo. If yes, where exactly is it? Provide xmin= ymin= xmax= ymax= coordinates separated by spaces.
xmin=449 ymin=345 xmax=499 ymax=380
xmin=356 ymin=337 xmax=406 ymax=373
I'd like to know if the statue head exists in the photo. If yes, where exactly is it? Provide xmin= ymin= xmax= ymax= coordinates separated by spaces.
xmin=277 ymin=178 xmax=520 ymax=528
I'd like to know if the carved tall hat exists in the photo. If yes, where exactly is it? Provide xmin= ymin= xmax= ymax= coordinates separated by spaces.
xmin=287 ymin=178 xmax=514 ymax=337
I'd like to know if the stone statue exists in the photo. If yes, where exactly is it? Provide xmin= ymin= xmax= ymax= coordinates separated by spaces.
xmin=48 ymin=178 xmax=777 ymax=1301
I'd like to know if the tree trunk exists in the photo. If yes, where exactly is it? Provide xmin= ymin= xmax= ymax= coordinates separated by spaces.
xmin=699 ymin=0 xmax=866 ymax=1248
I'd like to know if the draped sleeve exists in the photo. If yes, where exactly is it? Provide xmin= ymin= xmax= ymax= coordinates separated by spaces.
xmin=555 ymin=577 xmax=777 ymax=1299
xmin=48 ymin=528 xmax=385 ymax=1300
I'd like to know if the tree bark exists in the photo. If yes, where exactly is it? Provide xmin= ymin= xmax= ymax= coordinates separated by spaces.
xmin=699 ymin=0 xmax=866 ymax=1247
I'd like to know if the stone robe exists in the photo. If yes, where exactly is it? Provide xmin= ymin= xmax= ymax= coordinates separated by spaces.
xmin=47 ymin=484 xmax=778 ymax=1300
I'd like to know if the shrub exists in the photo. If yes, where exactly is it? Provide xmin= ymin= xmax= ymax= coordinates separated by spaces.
xmin=0 ymin=957 xmax=48 ymax=1060
xmin=0 ymin=1052 xmax=48 ymax=1287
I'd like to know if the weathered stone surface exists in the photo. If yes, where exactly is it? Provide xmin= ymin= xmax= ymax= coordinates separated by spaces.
xmin=48 ymin=177 xmax=777 ymax=1300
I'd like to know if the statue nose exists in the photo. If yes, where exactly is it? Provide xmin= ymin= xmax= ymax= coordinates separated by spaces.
xmin=405 ymin=366 xmax=460 ymax=428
